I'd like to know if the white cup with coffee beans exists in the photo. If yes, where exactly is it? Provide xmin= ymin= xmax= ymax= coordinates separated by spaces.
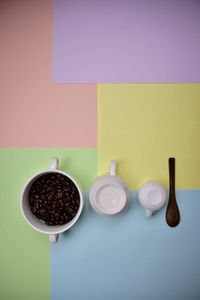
xmin=20 ymin=157 xmax=84 ymax=243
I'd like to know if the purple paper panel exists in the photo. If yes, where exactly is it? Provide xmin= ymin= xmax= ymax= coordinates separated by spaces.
xmin=53 ymin=0 xmax=200 ymax=83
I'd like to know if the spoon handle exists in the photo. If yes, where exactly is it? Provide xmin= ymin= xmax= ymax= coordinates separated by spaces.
xmin=169 ymin=158 xmax=176 ymax=198
xmin=166 ymin=158 xmax=180 ymax=227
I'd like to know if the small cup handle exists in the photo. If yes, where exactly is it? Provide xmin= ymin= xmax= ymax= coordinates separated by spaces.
xmin=50 ymin=157 xmax=59 ymax=170
xmin=146 ymin=209 xmax=153 ymax=217
xmin=49 ymin=234 xmax=59 ymax=243
xmin=110 ymin=160 xmax=116 ymax=176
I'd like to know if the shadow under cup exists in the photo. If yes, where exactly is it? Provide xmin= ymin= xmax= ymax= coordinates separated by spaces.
xmin=20 ymin=170 xmax=84 ymax=241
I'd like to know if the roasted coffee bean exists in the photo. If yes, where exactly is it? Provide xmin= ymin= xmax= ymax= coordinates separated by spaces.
xmin=28 ymin=173 xmax=80 ymax=226
xmin=57 ymin=192 xmax=62 ymax=199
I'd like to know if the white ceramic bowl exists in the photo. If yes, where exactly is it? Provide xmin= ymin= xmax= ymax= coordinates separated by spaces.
xmin=20 ymin=157 xmax=84 ymax=243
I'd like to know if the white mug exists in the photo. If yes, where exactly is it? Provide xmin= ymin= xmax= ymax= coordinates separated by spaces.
xmin=89 ymin=160 xmax=131 ymax=216
xmin=20 ymin=157 xmax=84 ymax=243
xmin=138 ymin=181 xmax=167 ymax=217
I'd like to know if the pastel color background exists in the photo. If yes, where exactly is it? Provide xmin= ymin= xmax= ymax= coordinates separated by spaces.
xmin=0 ymin=148 xmax=96 ymax=300
xmin=53 ymin=0 xmax=200 ymax=83
xmin=98 ymin=83 xmax=200 ymax=189
xmin=0 ymin=0 xmax=97 ymax=147
xmin=0 ymin=1 xmax=200 ymax=300
xmin=51 ymin=190 xmax=200 ymax=300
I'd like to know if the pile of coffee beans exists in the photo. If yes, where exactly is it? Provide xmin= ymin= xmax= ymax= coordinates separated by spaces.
xmin=28 ymin=173 xmax=80 ymax=226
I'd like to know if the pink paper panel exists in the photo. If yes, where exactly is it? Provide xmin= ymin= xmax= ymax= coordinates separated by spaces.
xmin=0 ymin=0 xmax=97 ymax=147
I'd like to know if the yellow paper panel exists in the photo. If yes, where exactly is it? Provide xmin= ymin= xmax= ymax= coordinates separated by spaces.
xmin=98 ymin=84 xmax=200 ymax=189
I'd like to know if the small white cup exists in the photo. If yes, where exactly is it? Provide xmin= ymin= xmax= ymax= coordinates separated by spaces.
xmin=20 ymin=157 xmax=84 ymax=243
xmin=138 ymin=181 xmax=167 ymax=217
xmin=89 ymin=160 xmax=131 ymax=216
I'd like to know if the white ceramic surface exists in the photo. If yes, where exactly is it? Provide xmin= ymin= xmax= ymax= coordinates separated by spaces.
xmin=89 ymin=160 xmax=130 ymax=216
xmin=20 ymin=157 xmax=84 ymax=243
xmin=138 ymin=181 xmax=167 ymax=217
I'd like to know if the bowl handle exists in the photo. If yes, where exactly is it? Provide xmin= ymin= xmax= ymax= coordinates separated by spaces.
xmin=49 ymin=234 xmax=59 ymax=243
xmin=50 ymin=157 xmax=59 ymax=170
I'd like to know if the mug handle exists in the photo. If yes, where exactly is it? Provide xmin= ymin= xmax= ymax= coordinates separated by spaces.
xmin=49 ymin=234 xmax=59 ymax=243
xmin=50 ymin=157 xmax=59 ymax=170
xmin=110 ymin=160 xmax=116 ymax=176
xmin=49 ymin=157 xmax=59 ymax=243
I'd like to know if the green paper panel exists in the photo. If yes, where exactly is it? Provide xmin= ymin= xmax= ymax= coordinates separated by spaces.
xmin=0 ymin=148 xmax=97 ymax=300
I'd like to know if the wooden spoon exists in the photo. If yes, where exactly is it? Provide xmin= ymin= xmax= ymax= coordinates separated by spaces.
xmin=166 ymin=157 xmax=180 ymax=227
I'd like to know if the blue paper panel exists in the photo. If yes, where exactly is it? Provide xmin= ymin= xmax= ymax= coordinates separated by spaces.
xmin=51 ymin=190 xmax=200 ymax=300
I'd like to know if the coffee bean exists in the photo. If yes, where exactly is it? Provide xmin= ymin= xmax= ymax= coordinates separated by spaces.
xmin=57 ymin=192 xmax=62 ymax=199
xmin=28 ymin=173 xmax=80 ymax=226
